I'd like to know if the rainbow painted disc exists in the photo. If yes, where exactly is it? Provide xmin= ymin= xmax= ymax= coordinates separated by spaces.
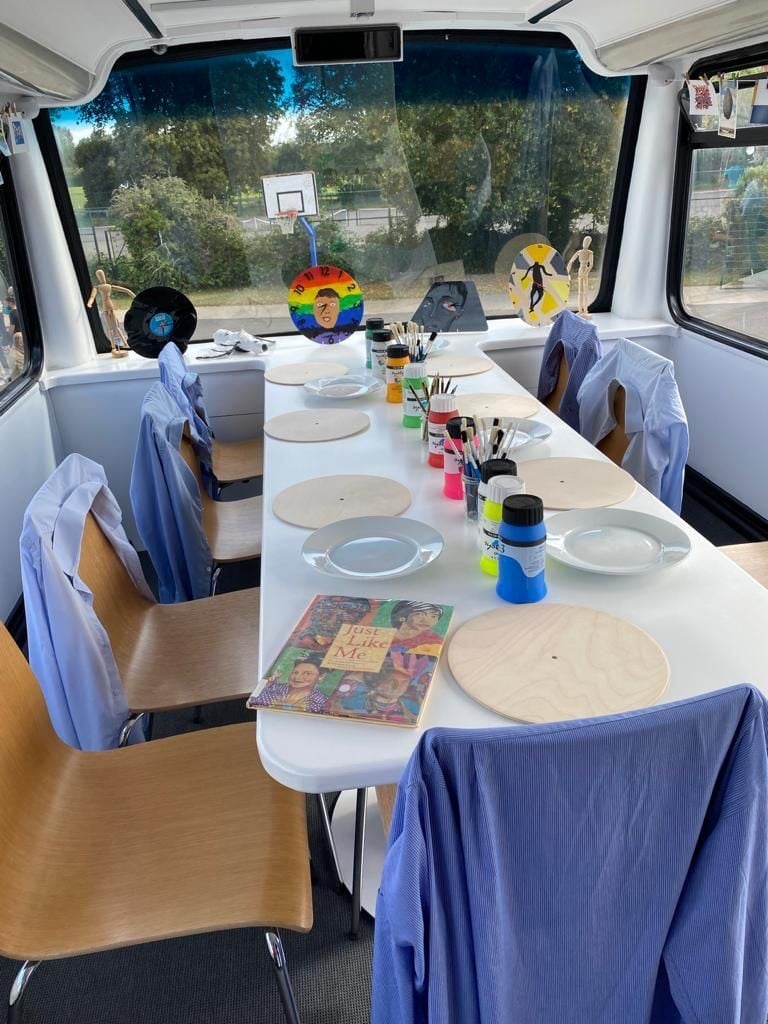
xmin=508 ymin=243 xmax=570 ymax=327
xmin=287 ymin=265 xmax=364 ymax=345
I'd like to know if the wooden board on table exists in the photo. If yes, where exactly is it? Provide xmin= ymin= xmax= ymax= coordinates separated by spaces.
xmin=264 ymin=409 xmax=370 ymax=443
xmin=518 ymin=457 xmax=636 ymax=509
xmin=424 ymin=353 xmax=494 ymax=377
xmin=456 ymin=392 xmax=540 ymax=420
xmin=448 ymin=604 xmax=669 ymax=724
xmin=265 ymin=362 xmax=349 ymax=385
xmin=272 ymin=475 xmax=412 ymax=529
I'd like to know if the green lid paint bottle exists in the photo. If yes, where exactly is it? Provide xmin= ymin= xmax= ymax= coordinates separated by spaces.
xmin=402 ymin=362 xmax=428 ymax=428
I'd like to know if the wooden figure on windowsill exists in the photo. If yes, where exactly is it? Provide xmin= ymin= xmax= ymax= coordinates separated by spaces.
xmin=566 ymin=236 xmax=594 ymax=319
xmin=87 ymin=269 xmax=136 ymax=358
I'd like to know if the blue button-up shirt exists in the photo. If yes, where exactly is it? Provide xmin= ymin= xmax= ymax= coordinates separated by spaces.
xmin=577 ymin=339 xmax=689 ymax=513
xmin=20 ymin=453 xmax=153 ymax=750
xmin=158 ymin=342 xmax=215 ymax=493
xmin=536 ymin=310 xmax=602 ymax=431
xmin=130 ymin=383 xmax=212 ymax=604
xmin=373 ymin=686 xmax=768 ymax=1024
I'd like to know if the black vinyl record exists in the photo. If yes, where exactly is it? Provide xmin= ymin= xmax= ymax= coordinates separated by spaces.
xmin=124 ymin=287 xmax=197 ymax=359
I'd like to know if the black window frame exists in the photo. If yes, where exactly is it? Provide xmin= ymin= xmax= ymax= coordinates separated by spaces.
xmin=668 ymin=42 xmax=768 ymax=359
xmin=0 ymin=157 xmax=44 ymax=415
xmin=38 ymin=30 xmax=645 ymax=345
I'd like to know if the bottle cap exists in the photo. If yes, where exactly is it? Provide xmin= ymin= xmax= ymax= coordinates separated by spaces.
xmin=502 ymin=494 xmax=544 ymax=526
xmin=404 ymin=362 xmax=427 ymax=378
xmin=387 ymin=344 xmax=409 ymax=360
xmin=445 ymin=415 xmax=475 ymax=439
xmin=429 ymin=394 xmax=459 ymax=414
xmin=370 ymin=328 xmax=393 ymax=344
xmin=481 ymin=457 xmax=517 ymax=483
xmin=487 ymin=475 xmax=524 ymax=505
xmin=366 ymin=317 xmax=385 ymax=331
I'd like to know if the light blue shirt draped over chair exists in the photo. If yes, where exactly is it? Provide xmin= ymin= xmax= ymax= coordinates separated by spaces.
xmin=19 ymin=453 xmax=153 ymax=751
xmin=536 ymin=309 xmax=602 ymax=431
xmin=577 ymin=339 xmax=689 ymax=513
xmin=158 ymin=341 xmax=215 ymax=493
xmin=130 ymin=382 xmax=213 ymax=603
xmin=373 ymin=686 xmax=768 ymax=1024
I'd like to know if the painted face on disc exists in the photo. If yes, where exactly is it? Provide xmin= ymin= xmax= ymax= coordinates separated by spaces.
xmin=287 ymin=265 xmax=364 ymax=344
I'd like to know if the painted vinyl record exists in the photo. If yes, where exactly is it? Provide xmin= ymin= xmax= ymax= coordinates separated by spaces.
xmin=125 ymin=287 xmax=197 ymax=358
xmin=287 ymin=265 xmax=364 ymax=344
xmin=508 ymin=243 xmax=570 ymax=327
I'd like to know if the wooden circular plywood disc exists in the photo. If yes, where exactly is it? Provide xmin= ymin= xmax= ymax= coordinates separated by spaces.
xmin=265 ymin=361 xmax=349 ymax=385
xmin=424 ymin=353 xmax=494 ymax=377
xmin=519 ymin=457 xmax=636 ymax=510
xmin=456 ymin=392 xmax=540 ymax=420
xmin=448 ymin=604 xmax=669 ymax=724
xmin=264 ymin=409 xmax=370 ymax=443
xmin=272 ymin=475 xmax=412 ymax=529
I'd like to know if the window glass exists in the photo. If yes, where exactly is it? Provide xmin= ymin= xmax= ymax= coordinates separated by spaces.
xmin=50 ymin=35 xmax=632 ymax=339
xmin=0 ymin=223 xmax=28 ymax=393
xmin=682 ymin=145 xmax=768 ymax=341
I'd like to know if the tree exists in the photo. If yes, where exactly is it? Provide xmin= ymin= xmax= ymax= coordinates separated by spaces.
xmin=73 ymin=130 xmax=121 ymax=209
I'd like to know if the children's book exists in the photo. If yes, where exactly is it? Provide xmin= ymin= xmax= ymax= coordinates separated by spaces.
xmin=247 ymin=595 xmax=453 ymax=728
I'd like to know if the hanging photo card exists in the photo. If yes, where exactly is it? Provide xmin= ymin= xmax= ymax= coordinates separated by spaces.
xmin=508 ymin=242 xmax=570 ymax=327
xmin=287 ymin=264 xmax=364 ymax=344
xmin=750 ymin=80 xmax=768 ymax=126
xmin=4 ymin=116 xmax=27 ymax=154
xmin=718 ymin=78 xmax=738 ymax=139
xmin=688 ymin=79 xmax=717 ymax=116
xmin=411 ymin=280 xmax=488 ymax=333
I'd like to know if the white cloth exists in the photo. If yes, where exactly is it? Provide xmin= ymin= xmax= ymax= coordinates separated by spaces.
xmin=20 ymin=453 xmax=153 ymax=750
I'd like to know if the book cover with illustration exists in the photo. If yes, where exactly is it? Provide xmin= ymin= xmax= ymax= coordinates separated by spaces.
xmin=247 ymin=595 xmax=454 ymax=727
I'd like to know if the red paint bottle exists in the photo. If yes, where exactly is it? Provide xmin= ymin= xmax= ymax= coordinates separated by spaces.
xmin=427 ymin=394 xmax=459 ymax=469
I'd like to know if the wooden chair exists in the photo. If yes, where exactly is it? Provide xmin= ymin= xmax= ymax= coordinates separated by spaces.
xmin=720 ymin=543 xmax=768 ymax=588
xmin=212 ymin=435 xmax=264 ymax=488
xmin=0 ymin=624 xmax=312 ymax=1024
xmin=180 ymin=434 xmax=263 ymax=566
xmin=596 ymin=384 xmax=630 ymax=468
xmin=77 ymin=512 xmax=259 ymax=713
xmin=542 ymin=351 xmax=570 ymax=417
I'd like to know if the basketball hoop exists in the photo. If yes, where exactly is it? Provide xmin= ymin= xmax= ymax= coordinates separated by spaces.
xmin=276 ymin=210 xmax=298 ymax=235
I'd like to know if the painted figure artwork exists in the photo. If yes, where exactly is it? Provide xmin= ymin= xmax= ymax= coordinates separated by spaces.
xmin=247 ymin=595 xmax=453 ymax=728
xmin=287 ymin=265 xmax=364 ymax=344
xmin=508 ymin=242 xmax=570 ymax=327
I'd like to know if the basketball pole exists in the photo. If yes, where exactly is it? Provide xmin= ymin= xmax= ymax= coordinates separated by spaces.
xmin=298 ymin=216 xmax=318 ymax=266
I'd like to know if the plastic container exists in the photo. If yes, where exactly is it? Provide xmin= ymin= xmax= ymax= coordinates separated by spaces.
xmin=427 ymin=394 xmax=459 ymax=468
xmin=443 ymin=416 xmax=474 ymax=500
xmin=496 ymin=495 xmax=547 ymax=604
xmin=386 ymin=344 xmax=410 ymax=404
xmin=463 ymin=474 xmax=481 ymax=520
xmin=402 ymin=363 xmax=428 ymax=428
xmin=370 ymin=327 xmax=392 ymax=381
xmin=479 ymin=475 xmax=526 ymax=576
xmin=477 ymin=458 xmax=517 ymax=534
xmin=365 ymin=316 xmax=385 ymax=370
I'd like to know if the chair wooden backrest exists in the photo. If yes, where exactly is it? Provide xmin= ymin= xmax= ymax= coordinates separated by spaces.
xmin=180 ymin=432 xmax=214 ymax=512
xmin=77 ymin=513 xmax=152 ymax=665
xmin=543 ymin=347 xmax=569 ymax=416
xmin=596 ymin=384 xmax=630 ymax=467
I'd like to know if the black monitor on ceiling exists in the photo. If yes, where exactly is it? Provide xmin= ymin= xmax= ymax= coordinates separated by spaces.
xmin=292 ymin=25 xmax=403 ymax=67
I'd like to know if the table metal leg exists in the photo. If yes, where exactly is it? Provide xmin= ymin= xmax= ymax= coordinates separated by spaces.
xmin=349 ymin=787 xmax=367 ymax=939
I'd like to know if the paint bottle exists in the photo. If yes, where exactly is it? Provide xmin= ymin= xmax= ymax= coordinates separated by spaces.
xmin=365 ymin=316 xmax=384 ymax=370
xmin=386 ymin=344 xmax=410 ymax=404
xmin=496 ymin=495 xmax=547 ymax=604
xmin=370 ymin=327 xmax=392 ymax=381
xmin=402 ymin=362 xmax=428 ymax=428
xmin=480 ymin=475 xmax=526 ymax=576
xmin=427 ymin=394 xmax=459 ymax=468
xmin=477 ymin=458 xmax=517 ymax=536
xmin=443 ymin=416 xmax=474 ymax=500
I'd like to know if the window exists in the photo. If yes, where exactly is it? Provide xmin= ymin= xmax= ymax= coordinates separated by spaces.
xmin=673 ymin=52 xmax=768 ymax=350
xmin=47 ymin=33 xmax=637 ymax=341
xmin=0 ymin=169 xmax=40 ymax=408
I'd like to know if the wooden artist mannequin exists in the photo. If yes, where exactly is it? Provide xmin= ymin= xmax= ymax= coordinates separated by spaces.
xmin=87 ymin=269 xmax=135 ymax=357
xmin=567 ymin=235 xmax=594 ymax=318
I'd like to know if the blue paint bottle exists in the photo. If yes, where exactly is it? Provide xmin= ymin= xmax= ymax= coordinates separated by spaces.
xmin=496 ymin=495 xmax=547 ymax=604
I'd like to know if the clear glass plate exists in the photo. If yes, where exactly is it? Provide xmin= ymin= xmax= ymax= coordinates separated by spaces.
xmin=302 ymin=516 xmax=444 ymax=578
xmin=303 ymin=374 xmax=384 ymax=399
xmin=546 ymin=509 xmax=691 ymax=575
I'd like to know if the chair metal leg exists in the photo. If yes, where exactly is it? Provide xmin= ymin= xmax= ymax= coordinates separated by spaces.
xmin=210 ymin=562 xmax=222 ymax=597
xmin=118 ymin=712 xmax=148 ymax=748
xmin=8 ymin=960 xmax=39 ymax=1024
xmin=350 ymin=787 xmax=367 ymax=939
xmin=265 ymin=931 xmax=301 ymax=1024
xmin=315 ymin=793 xmax=344 ymax=891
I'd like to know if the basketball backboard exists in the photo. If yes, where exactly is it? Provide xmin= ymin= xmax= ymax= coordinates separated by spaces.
xmin=261 ymin=171 xmax=319 ymax=219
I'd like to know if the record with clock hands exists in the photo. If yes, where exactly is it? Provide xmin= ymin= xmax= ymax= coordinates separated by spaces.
xmin=287 ymin=264 xmax=364 ymax=344
xmin=124 ymin=287 xmax=198 ymax=358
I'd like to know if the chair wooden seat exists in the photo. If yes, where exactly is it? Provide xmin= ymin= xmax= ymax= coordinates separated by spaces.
xmin=212 ymin=436 xmax=264 ymax=484
xmin=720 ymin=542 xmax=768 ymax=588
xmin=78 ymin=513 xmax=259 ymax=713
xmin=0 ymin=627 xmax=311 ymax=965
